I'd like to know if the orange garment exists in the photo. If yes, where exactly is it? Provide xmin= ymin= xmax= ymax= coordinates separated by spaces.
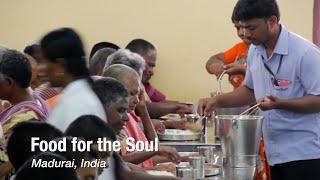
xmin=257 ymin=137 xmax=271 ymax=180
xmin=223 ymin=41 xmax=249 ymax=88
xmin=45 ymin=95 xmax=60 ymax=110
xmin=123 ymin=111 xmax=153 ymax=168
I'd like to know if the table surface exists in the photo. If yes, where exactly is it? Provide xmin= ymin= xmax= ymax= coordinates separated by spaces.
xmin=205 ymin=166 xmax=256 ymax=180
xmin=160 ymin=138 xmax=256 ymax=179
xmin=159 ymin=136 xmax=221 ymax=152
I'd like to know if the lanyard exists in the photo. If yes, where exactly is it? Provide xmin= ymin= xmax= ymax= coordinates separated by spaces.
xmin=261 ymin=55 xmax=284 ymax=78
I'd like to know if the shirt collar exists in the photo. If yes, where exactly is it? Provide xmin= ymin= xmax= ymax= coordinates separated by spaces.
xmin=255 ymin=25 xmax=289 ymax=56
xmin=273 ymin=25 xmax=289 ymax=55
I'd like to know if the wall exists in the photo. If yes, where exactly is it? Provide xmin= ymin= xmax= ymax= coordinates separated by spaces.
xmin=0 ymin=0 xmax=313 ymax=102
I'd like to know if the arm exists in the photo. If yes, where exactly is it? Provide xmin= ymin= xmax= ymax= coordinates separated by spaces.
xmin=122 ymin=146 xmax=180 ymax=165
xmin=135 ymin=85 xmax=158 ymax=141
xmin=260 ymin=94 xmax=320 ymax=113
xmin=122 ymin=151 xmax=157 ymax=165
xmin=151 ymin=119 xmax=166 ymax=134
xmin=146 ymin=102 xmax=192 ymax=119
xmin=259 ymin=48 xmax=320 ymax=114
xmin=224 ymin=63 xmax=247 ymax=75
xmin=163 ymin=120 xmax=187 ymax=130
xmin=152 ymin=155 xmax=191 ymax=165
xmin=135 ymin=99 xmax=157 ymax=142
xmin=0 ymin=100 xmax=11 ymax=113
xmin=197 ymin=86 xmax=256 ymax=116
xmin=205 ymin=53 xmax=225 ymax=77
xmin=114 ymin=152 xmax=179 ymax=180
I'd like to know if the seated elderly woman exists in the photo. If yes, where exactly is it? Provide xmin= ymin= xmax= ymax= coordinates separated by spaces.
xmin=91 ymin=76 xmax=180 ymax=178
xmin=101 ymin=65 xmax=181 ymax=173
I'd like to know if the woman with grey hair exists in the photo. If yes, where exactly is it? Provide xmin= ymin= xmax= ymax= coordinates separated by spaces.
xmin=103 ymin=49 xmax=146 ymax=79
xmin=102 ymin=49 xmax=167 ymax=134
xmin=103 ymin=49 xmax=190 ymax=133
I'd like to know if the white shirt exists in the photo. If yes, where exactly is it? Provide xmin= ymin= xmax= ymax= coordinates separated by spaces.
xmin=48 ymin=79 xmax=106 ymax=132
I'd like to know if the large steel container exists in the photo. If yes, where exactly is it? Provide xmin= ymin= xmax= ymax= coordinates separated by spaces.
xmin=215 ymin=115 xmax=263 ymax=168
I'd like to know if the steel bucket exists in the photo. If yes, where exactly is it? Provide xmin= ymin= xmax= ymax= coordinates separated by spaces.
xmin=214 ymin=106 xmax=248 ymax=138
xmin=215 ymin=115 xmax=263 ymax=168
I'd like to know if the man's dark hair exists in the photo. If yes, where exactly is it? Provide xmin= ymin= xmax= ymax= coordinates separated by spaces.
xmin=23 ymin=44 xmax=42 ymax=62
xmin=7 ymin=120 xmax=63 ymax=170
xmin=89 ymin=47 xmax=116 ymax=75
xmin=92 ymin=77 xmax=129 ymax=108
xmin=40 ymin=27 xmax=89 ymax=78
xmin=89 ymin=42 xmax=120 ymax=59
xmin=0 ymin=49 xmax=32 ymax=88
xmin=232 ymin=0 xmax=280 ymax=22
xmin=15 ymin=152 xmax=79 ymax=180
xmin=54 ymin=137 xmax=99 ymax=167
xmin=126 ymin=39 xmax=156 ymax=56
xmin=65 ymin=115 xmax=117 ymax=142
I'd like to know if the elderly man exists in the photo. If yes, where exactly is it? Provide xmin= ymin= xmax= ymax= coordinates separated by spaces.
xmin=126 ymin=39 xmax=192 ymax=118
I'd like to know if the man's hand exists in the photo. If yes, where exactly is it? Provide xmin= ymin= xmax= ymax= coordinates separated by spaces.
xmin=152 ymin=119 xmax=166 ymax=134
xmin=259 ymin=94 xmax=280 ymax=111
xmin=205 ymin=53 xmax=225 ymax=77
xmin=223 ymin=63 xmax=246 ymax=75
xmin=137 ymin=88 xmax=146 ymax=108
xmin=176 ymin=104 xmax=192 ymax=115
xmin=197 ymin=97 xmax=218 ymax=116
xmin=209 ymin=63 xmax=225 ymax=76
xmin=0 ymin=100 xmax=11 ymax=113
xmin=157 ymin=146 xmax=181 ymax=163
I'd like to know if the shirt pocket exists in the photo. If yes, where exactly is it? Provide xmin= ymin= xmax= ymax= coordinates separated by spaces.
xmin=272 ymin=76 xmax=295 ymax=99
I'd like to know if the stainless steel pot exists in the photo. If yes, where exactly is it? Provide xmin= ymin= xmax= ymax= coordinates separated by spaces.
xmin=215 ymin=115 xmax=263 ymax=168
xmin=214 ymin=106 xmax=249 ymax=138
